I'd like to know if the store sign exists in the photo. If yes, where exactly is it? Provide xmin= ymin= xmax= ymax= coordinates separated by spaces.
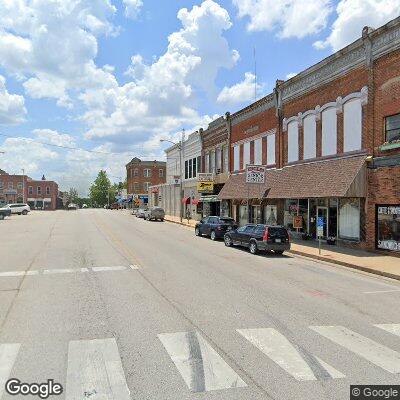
xmin=246 ymin=165 xmax=266 ymax=184
xmin=317 ymin=217 xmax=324 ymax=237
xmin=293 ymin=215 xmax=303 ymax=229
xmin=376 ymin=205 xmax=400 ymax=252
xmin=4 ymin=189 xmax=17 ymax=195
xmin=197 ymin=173 xmax=214 ymax=182
xmin=197 ymin=182 xmax=214 ymax=193
xmin=173 ymin=175 xmax=181 ymax=185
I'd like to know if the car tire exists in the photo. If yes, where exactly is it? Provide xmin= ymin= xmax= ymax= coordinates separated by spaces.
xmin=195 ymin=227 xmax=201 ymax=236
xmin=210 ymin=230 xmax=217 ymax=241
xmin=0 ymin=214 xmax=4 ymax=220
xmin=249 ymin=241 xmax=258 ymax=255
xmin=22 ymin=210 xmax=28 ymax=215
xmin=18 ymin=212 xmax=22 ymax=215
xmin=274 ymin=250 xmax=284 ymax=255
xmin=224 ymin=235 xmax=232 ymax=247
xmin=161 ymin=218 xmax=164 ymax=222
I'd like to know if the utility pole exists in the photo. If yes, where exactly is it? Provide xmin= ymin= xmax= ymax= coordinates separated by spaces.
xmin=179 ymin=128 xmax=185 ymax=223
xmin=21 ymin=168 xmax=25 ymax=204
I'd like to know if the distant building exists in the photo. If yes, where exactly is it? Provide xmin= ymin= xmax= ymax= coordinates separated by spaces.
xmin=0 ymin=170 xmax=59 ymax=210
xmin=126 ymin=158 xmax=166 ymax=205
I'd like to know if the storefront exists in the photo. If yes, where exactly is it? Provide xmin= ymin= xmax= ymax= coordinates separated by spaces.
xmin=376 ymin=205 xmax=400 ymax=252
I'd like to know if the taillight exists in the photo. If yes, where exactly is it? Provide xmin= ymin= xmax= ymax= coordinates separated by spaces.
xmin=217 ymin=225 xmax=222 ymax=230
xmin=263 ymin=228 xmax=270 ymax=241
xmin=287 ymin=232 xmax=291 ymax=242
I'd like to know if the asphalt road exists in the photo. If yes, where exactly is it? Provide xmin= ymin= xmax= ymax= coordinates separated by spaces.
xmin=0 ymin=209 xmax=399 ymax=400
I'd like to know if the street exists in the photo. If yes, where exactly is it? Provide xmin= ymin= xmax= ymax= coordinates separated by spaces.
xmin=0 ymin=209 xmax=399 ymax=400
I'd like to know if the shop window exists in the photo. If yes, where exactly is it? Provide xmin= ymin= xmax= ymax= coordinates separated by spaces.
xmin=377 ymin=205 xmax=400 ymax=252
xmin=322 ymin=107 xmax=337 ymax=156
xmin=233 ymin=145 xmax=240 ymax=171
xmin=385 ymin=114 xmax=400 ymax=143
xmin=343 ymin=98 xmax=362 ymax=152
xmin=239 ymin=205 xmax=248 ymax=226
xmin=267 ymin=134 xmax=275 ymax=165
xmin=264 ymin=205 xmax=277 ymax=225
xmin=284 ymin=199 xmax=298 ymax=231
xmin=303 ymin=115 xmax=316 ymax=159
xmin=254 ymin=138 xmax=262 ymax=165
xmin=339 ymin=198 xmax=360 ymax=240
xmin=288 ymin=121 xmax=299 ymax=163
xmin=243 ymin=142 xmax=250 ymax=167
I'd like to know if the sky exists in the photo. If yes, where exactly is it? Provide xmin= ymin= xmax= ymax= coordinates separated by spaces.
xmin=0 ymin=0 xmax=399 ymax=195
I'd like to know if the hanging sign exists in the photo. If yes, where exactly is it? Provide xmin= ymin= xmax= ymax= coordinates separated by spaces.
xmin=246 ymin=165 xmax=266 ymax=184
xmin=197 ymin=182 xmax=214 ymax=193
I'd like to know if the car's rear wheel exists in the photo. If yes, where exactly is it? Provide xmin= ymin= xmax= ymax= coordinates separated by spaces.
xmin=18 ymin=212 xmax=22 ymax=215
xmin=0 ymin=214 xmax=4 ymax=220
xmin=224 ymin=235 xmax=232 ymax=247
xmin=22 ymin=210 xmax=28 ymax=215
xmin=274 ymin=250 xmax=284 ymax=255
xmin=195 ymin=227 xmax=200 ymax=236
xmin=249 ymin=241 xmax=258 ymax=255
xmin=210 ymin=230 xmax=216 ymax=241
xmin=160 ymin=218 xmax=164 ymax=222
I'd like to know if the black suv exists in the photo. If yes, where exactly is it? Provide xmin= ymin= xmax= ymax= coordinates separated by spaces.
xmin=223 ymin=224 xmax=290 ymax=255
xmin=195 ymin=216 xmax=238 ymax=240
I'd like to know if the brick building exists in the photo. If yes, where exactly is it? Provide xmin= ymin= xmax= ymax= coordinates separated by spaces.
xmin=219 ymin=17 xmax=400 ymax=254
xmin=0 ymin=172 xmax=59 ymax=210
xmin=126 ymin=158 xmax=166 ymax=204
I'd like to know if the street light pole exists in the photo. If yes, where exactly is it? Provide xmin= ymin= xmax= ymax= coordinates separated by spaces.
xmin=21 ymin=168 xmax=25 ymax=204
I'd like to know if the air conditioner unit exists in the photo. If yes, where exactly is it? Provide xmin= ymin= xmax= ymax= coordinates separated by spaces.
xmin=216 ymin=168 xmax=221 ymax=174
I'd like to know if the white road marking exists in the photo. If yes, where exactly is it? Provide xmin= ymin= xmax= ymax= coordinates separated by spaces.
xmin=158 ymin=331 xmax=246 ymax=392
xmin=310 ymin=326 xmax=400 ymax=373
xmin=375 ymin=324 xmax=400 ymax=337
xmin=364 ymin=290 xmax=400 ymax=294
xmin=92 ymin=266 xmax=127 ymax=272
xmin=0 ymin=271 xmax=25 ymax=277
xmin=25 ymin=270 xmax=39 ymax=276
xmin=43 ymin=268 xmax=76 ymax=274
xmin=0 ymin=343 xmax=20 ymax=398
xmin=66 ymin=338 xmax=131 ymax=400
xmin=237 ymin=328 xmax=340 ymax=381
xmin=81 ymin=268 xmax=89 ymax=272
xmin=130 ymin=264 xmax=140 ymax=270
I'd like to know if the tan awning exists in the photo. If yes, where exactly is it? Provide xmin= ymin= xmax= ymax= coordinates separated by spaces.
xmin=218 ymin=155 xmax=367 ymax=200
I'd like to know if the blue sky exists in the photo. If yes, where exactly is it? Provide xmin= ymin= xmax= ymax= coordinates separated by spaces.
xmin=0 ymin=0 xmax=399 ymax=194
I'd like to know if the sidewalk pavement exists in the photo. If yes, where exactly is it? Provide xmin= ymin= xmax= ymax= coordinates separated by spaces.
xmin=164 ymin=215 xmax=400 ymax=281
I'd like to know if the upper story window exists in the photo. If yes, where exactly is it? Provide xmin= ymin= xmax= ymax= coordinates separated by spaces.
xmin=37 ymin=186 xmax=42 ymax=195
xmin=0 ymin=181 xmax=3 ymax=189
xmin=8 ymin=182 xmax=13 ymax=189
xmin=267 ymin=134 xmax=275 ymax=165
xmin=196 ymin=156 xmax=201 ymax=173
xmin=233 ymin=145 xmax=240 ymax=171
xmin=222 ymin=146 xmax=228 ymax=173
xmin=210 ymin=151 xmax=215 ymax=173
xmin=303 ymin=114 xmax=316 ymax=159
xmin=385 ymin=113 xmax=400 ymax=143
xmin=189 ymin=159 xmax=193 ymax=178
xmin=46 ymin=186 xmax=50 ymax=195
xmin=254 ymin=138 xmax=262 ymax=165
xmin=243 ymin=142 xmax=250 ymax=168
xmin=287 ymin=120 xmax=299 ymax=163
xmin=143 ymin=182 xmax=151 ymax=192
xmin=322 ymin=107 xmax=337 ymax=156
xmin=28 ymin=186 xmax=33 ymax=194
xmin=159 ymin=168 xmax=164 ymax=178
xmin=192 ymin=157 xmax=197 ymax=178
xmin=216 ymin=148 xmax=221 ymax=172
xmin=185 ymin=160 xmax=189 ymax=179
xmin=343 ymin=98 xmax=362 ymax=152
xmin=133 ymin=182 xmax=140 ymax=192
xmin=143 ymin=169 xmax=152 ymax=177
xmin=17 ymin=182 xmax=23 ymax=190
xmin=205 ymin=153 xmax=209 ymax=173
xmin=133 ymin=168 xmax=139 ymax=177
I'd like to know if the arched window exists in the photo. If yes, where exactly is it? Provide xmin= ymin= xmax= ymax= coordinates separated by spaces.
xmin=303 ymin=114 xmax=316 ymax=159
xmin=343 ymin=98 xmax=362 ymax=152
xmin=321 ymin=106 xmax=337 ymax=156
xmin=287 ymin=120 xmax=299 ymax=163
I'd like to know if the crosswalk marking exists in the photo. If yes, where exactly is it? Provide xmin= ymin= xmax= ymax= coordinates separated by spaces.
xmin=0 ymin=271 xmax=25 ymax=277
xmin=43 ymin=268 xmax=75 ymax=274
xmin=375 ymin=324 xmax=400 ymax=337
xmin=0 ymin=343 xmax=20 ymax=398
xmin=130 ymin=264 xmax=140 ymax=270
xmin=310 ymin=326 xmax=400 ymax=373
xmin=158 ymin=331 xmax=247 ymax=392
xmin=92 ymin=266 xmax=127 ymax=272
xmin=66 ymin=338 xmax=131 ymax=400
xmin=237 ymin=328 xmax=343 ymax=381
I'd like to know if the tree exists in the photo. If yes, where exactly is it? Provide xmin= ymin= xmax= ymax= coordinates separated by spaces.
xmin=89 ymin=170 xmax=116 ymax=207
xmin=68 ymin=187 xmax=79 ymax=204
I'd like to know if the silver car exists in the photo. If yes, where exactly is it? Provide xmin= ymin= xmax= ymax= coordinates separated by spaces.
xmin=135 ymin=207 xmax=148 ymax=218
xmin=143 ymin=207 xmax=165 ymax=221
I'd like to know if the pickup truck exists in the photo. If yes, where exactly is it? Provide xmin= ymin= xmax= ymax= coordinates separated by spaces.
xmin=0 ymin=204 xmax=11 ymax=220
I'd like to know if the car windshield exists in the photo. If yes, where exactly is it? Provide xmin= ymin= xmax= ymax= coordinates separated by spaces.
xmin=219 ymin=218 xmax=235 ymax=224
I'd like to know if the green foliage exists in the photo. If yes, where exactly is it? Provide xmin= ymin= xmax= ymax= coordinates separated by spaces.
xmin=68 ymin=187 xmax=79 ymax=203
xmin=89 ymin=170 xmax=116 ymax=207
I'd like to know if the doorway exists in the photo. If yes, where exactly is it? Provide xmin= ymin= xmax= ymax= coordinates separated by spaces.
xmin=316 ymin=207 xmax=328 ymax=238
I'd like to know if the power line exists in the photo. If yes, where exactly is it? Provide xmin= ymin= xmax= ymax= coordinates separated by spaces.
xmin=0 ymin=132 xmax=121 ymax=155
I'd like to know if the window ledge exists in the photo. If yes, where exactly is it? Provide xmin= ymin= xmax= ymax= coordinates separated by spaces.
xmin=380 ymin=142 xmax=400 ymax=151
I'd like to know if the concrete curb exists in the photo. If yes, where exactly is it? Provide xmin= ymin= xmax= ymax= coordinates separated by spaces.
xmin=288 ymin=249 xmax=400 ymax=282
xmin=164 ymin=218 xmax=400 ymax=282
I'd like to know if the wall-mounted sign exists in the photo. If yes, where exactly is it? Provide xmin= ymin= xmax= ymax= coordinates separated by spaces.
xmin=4 ymin=189 xmax=17 ymax=195
xmin=197 ymin=173 xmax=214 ymax=182
xmin=245 ymin=165 xmax=266 ymax=184
xmin=197 ymin=182 xmax=214 ymax=193
xmin=173 ymin=175 xmax=181 ymax=185
xmin=317 ymin=217 xmax=324 ymax=237
xmin=293 ymin=215 xmax=303 ymax=229
xmin=376 ymin=205 xmax=400 ymax=252
xmin=244 ymin=125 xmax=259 ymax=135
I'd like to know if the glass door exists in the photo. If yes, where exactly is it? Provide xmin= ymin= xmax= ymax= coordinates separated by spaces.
xmin=316 ymin=207 xmax=328 ymax=238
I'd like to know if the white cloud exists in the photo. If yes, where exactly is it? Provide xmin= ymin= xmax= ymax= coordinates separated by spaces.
xmin=0 ymin=0 xmax=118 ymax=106
xmin=314 ymin=0 xmax=400 ymax=51
xmin=233 ymin=0 xmax=332 ymax=38
xmin=33 ymin=129 xmax=76 ymax=147
xmin=286 ymin=72 xmax=297 ymax=79
xmin=217 ymin=72 xmax=262 ymax=105
xmin=82 ymin=0 xmax=238 ymax=145
xmin=0 ymin=75 xmax=26 ymax=125
xmin=123 ymin=0 xmax=143 ymax=19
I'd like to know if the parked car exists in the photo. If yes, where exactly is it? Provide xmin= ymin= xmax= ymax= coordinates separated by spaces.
xmin=143 ymin=207 xmax=165 ymax=221
xmin=0 ymin=204 xmax=11 ymax=220
xmin=67 ymin=203 xmax=77 ymax=210
xmin=223 ymin=224 xmax=290 ymax=255
xmin=135 ymin=207 xmax=148 ymax=218
xmin=195 ymin=216 xmax=238 ymax=240
xmin=7 ymin=203 xmax=30 ymax=215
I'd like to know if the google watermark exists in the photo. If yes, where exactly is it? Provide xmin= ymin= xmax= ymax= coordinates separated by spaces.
xmin=5 ymin=378 xmax=63 ymax=399
xmin=351 ymin=385 xmax=400 ymax=400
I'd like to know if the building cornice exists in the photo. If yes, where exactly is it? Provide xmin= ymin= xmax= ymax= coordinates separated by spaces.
xmin=231 ymin=94 xmax=275 ymax=126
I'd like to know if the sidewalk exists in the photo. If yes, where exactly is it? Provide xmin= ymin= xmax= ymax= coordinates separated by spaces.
xmin=164 ymin=215 xmax=400 ymax=281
